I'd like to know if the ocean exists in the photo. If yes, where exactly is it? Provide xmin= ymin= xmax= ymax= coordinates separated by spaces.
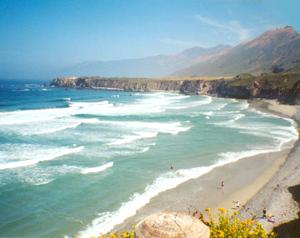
xmin=0 ymin=80 xmax=298 ymax=237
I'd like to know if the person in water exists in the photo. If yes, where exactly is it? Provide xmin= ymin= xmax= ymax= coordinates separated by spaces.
xmin=170 ymin=165 xmax=174 ymax=170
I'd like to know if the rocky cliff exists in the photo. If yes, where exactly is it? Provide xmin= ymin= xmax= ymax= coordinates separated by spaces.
xmin=217 ymin=71 xmax=300 ymax=104
xmin=51 ymin=69 xmax=300 ymax=105
xmin=51 ymin=77 xmax=225 ymax=95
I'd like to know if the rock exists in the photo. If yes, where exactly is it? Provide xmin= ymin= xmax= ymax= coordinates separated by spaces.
xmin=134 ymin=212 xmax=210 ymax=238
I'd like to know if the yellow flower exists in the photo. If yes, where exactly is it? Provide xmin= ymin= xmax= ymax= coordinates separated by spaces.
xmin=218 ymin=207 xmax=227 ymax=214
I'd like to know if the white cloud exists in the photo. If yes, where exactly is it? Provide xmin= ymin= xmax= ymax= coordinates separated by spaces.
xmin=160 ymin=38 xmax=211 ymax=48
xmin=195 ymin=15 xmax=252 ymax=43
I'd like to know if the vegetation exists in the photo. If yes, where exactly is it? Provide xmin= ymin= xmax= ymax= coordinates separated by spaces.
xmin=202 ymin=208 xmax=276 ymax=238
xmin=226 ymin=70 xmax=300 ymax=89
xmin=91 ymin=208 xmax=276 ymax=238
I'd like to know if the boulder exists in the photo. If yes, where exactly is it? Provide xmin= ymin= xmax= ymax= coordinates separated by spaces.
xmin=135 ymin=212 xmax=210 ymax=238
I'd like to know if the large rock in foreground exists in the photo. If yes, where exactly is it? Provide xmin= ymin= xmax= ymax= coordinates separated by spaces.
xmin=135 ymin=212 xmax=210 ymax=238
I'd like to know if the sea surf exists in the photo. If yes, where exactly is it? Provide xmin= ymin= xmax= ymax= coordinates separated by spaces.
xmin=0 ymin=80 xmax=298 ymax=237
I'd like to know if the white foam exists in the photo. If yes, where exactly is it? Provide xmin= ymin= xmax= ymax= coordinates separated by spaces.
xmin=237 ymin=101 xmax=249 ymax=110
xmin=69 ymin=95 xmax=169 ymax=116
xmin=215 ymin=103 xmax=228 ymax=111
xmin=63 ymin=97 xmax=71 ymax=102
xmin=80 ymin=162 xmax=114 ymax=174
xmin=202 ymin=111 xmax=214 ymax=116
xmin=109 ymin=132 xmax=158 ymax=145
xmin=168 ymin=96 xmax=212 ymax=110
xmin=0 ymin=145 xmax=83 ymax=170
xmin=2 ymin=118 xmax=102 ymax=136
xmin=98 ymin=121 xmax=191 ymax=135
xmin=16 ymin=165 xmax=80 ymax=186
xmin=19 ymin=120 xmax=81 ymax=135
xmin=140 ymin=147 xmax=150 ymax=153
xmin=218 ymin=148 xmax=275 ymax=165
xmin=97 ymin=121 xmax=191 ymax=146
xmin=212 ymin=113 xmax=245 ymax=125
xmin=251 ymin=107 xmax=298 ymax=126
xmin=229 ymin=119 xmax=297 ymax=146
xmin=0 ymin=91 xmax=195 ymax=127
xmin=0 ymin=107 xmax=73 ymax=125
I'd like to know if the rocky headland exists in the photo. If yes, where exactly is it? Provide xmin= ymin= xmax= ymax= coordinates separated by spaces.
xmin=51 ymin=67 xmax=300 ymax=105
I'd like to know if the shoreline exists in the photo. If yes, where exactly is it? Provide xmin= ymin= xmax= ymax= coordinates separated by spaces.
xmin=113 ymin=99 xmax=300 ymax=233
xmin=239 ymin=99 xmax=300 ymax=232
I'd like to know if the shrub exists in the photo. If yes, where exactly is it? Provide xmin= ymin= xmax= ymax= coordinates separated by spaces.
xmin=201 ymin=208 xmax=276 ymax=238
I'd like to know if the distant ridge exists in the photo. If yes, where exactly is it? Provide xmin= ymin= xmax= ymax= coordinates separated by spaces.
xmin=57 ymin=45 xmax=231 ymax=78
xmin=57 ymin=26 xmax=300 ymax=78
xmin=174 ymin=26 xmax=300 ymax=76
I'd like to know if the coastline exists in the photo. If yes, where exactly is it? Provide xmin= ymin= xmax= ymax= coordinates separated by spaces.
xmin=240 ymin=99 xmax=300 ymax=232
xmin=113 ymin=99 xmax=300 ymax=233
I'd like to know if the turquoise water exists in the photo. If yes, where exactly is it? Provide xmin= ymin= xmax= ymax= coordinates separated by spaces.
xmin=0 ymin=80 xmax=298 ymax=237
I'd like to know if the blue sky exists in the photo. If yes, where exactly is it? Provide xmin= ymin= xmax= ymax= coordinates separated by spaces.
xmin=0 ymin=0 xmax=299 ymax=79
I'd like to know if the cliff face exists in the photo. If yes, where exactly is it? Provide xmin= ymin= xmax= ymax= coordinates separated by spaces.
xmin=51 ymin=77 xmax=224 ymax=95
xmin=217 ymin=72 xmax=300 ymax=104
xmin=51 ymin=71 xmax=300 ymax=105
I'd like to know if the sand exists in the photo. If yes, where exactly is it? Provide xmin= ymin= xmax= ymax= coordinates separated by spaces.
xmin=114 ymin=99 xmax=300 ymax=233
xmin=239 ymin=100 xmax=300 ymax=232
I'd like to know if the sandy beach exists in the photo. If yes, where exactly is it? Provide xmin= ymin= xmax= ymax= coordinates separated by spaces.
xmin=115 ymin=99 xmax=300 ymax=233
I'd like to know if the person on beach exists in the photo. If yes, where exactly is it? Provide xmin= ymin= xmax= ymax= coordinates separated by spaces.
xmin=221 ymin=180 xmax=224 ymax=193
xmin=263 ymin=207 xmax=267 ymax=218
xmin=232 ymin=200 xmax=240 ymax=209
xmin=267 ymin=215 xmax=275 ymax=223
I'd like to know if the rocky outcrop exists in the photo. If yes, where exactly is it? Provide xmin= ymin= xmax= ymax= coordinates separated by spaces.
xmin=216 ymin=72 xmax=300 ymax=104
xmin=51 ymin=70 xmax=300 ymax=105
xmin=135 ymin=212 xmax=210 ymax=238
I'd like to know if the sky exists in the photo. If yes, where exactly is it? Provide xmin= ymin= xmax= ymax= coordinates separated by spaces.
xmin=0 ymin=0 xmax=299 ymax=79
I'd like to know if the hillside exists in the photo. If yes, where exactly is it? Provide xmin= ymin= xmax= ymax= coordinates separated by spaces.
xmin=57 ymin=45 xmax=230 ymax=78
xmin=174 ymin=26 xmax=300 ymax=76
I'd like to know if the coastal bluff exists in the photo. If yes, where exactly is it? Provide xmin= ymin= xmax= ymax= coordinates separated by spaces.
xmin=51 ymin=69 xmax=300 ymax=104
xmin=50 ymin=76 xmax=224 ymax=95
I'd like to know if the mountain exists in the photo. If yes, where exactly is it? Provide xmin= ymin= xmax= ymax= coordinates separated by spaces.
xmin=174 ymin=26 xmax=300 ymax=76
xmin=56 ymin=45 xmax=231 ymax=78
xmin=56 ymin=26 xmax=300 ymax=78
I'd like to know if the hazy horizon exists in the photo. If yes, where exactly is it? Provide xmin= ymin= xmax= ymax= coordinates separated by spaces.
xmin=1 ymin=0 xmax=300 ymax=79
